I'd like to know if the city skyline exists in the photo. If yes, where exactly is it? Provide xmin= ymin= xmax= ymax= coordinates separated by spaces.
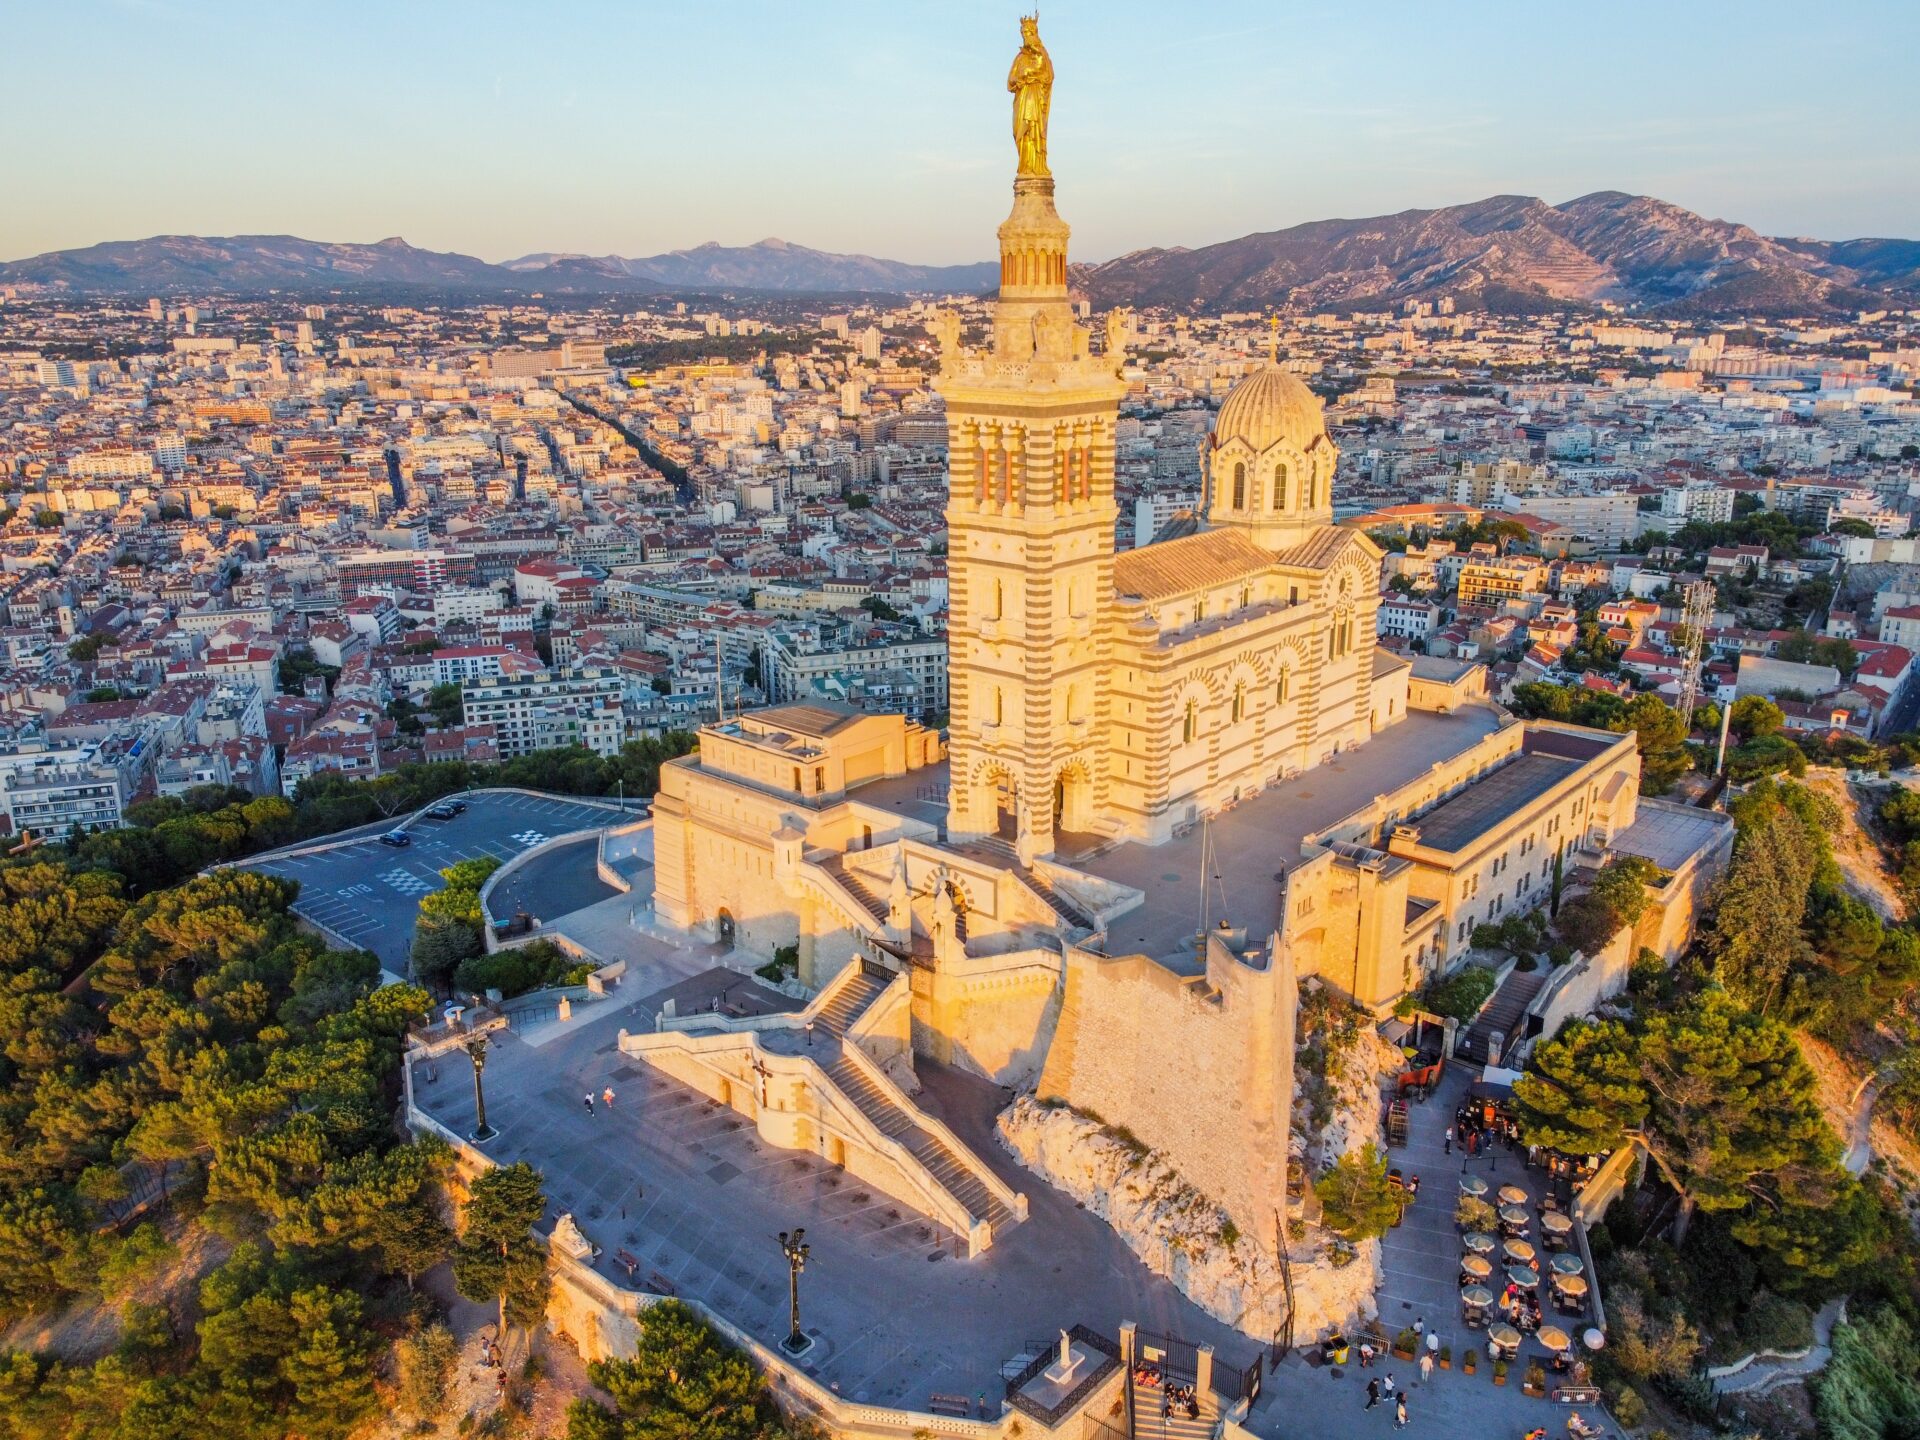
xmin=7 ymin=0 xmax=1919 ymax=266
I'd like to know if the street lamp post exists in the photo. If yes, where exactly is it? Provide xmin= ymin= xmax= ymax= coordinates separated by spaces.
xmin=463 ymin=1034 xmax=496 ymax=1143
xmin=778 ymin=1228 xmax=812 ymax=1355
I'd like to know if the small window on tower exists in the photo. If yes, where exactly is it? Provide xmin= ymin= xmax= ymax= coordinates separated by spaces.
xmin=1273 ymin=464 xmax=1288 ymax=509
xmin=1182 ymin=698 xmax=1198 ymax=744
xmin=1232 ymin=462 xmax=1246 ymax=510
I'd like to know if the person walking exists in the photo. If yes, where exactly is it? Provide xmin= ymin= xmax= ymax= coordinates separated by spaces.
xmin=583 ymin=1093 xmax=594 ymax=1115
xmin=602 ymin=1085 xmax=615 ymax=1108
xmin=1444 ymin=1125 xmax=1453 ymax=1154
xmin=1364 ymin=1378 xmax=1381 ymax=1410
xmin=1394 ymin=1393 xmax=1408 ymax=1429
xmin=1382 ymin=1372 xmax=1396 ymax=1398
xmin=1419 ymin=1350 xmax=1434 ymax=1383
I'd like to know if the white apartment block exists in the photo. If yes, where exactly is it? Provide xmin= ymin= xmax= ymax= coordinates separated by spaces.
xmin=460 ymin=667 xmax=627 ymax=758
xmin=2 ymin=761 xmax=123 ymax=834
xmin=1377 ymin=597 xmax=1442 ymax=641
xmin=764 ymin=632 xmax=949 ymax=717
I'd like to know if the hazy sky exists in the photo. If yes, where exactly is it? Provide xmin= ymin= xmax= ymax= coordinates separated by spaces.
xmin=7 ymin=0 xmax=1917 ymax=265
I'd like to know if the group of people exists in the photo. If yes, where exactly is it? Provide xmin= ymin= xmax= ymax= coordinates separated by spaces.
xmin=1130 ymin=1363 xmax=1199 ymax=1421
xmin=582 ymin=1085 xmax=615 ymax=1114
xmin=1361 ymin=1373 xmax=1410 ymax=1429
xmin=1500 ymin=1281 xmax=1546 ymax=1333
xmin=1446 ymin=1107 xmax=1519 ymax=1158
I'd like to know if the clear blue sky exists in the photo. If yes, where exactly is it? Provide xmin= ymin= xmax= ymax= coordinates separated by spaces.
xmin=6 ymin=0 xmax=1916 ymax=264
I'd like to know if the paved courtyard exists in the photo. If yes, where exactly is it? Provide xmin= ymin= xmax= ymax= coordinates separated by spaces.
xmin=415 ymin=967 xmax=1256 ymax=1411
xmin=247 ymin=791 xmax=625 ymax=967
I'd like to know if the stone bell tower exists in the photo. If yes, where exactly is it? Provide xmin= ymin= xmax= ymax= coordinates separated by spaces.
xmin=936 ymin=128 xmax=1128 ymax=864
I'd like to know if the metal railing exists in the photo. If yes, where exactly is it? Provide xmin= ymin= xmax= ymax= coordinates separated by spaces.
xmin=1004 ymin=1325 xmax=1122 ymax=1427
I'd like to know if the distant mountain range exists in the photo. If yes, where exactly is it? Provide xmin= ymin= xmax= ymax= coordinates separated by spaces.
xmin=1076 ymin=192 xmax=1920 ymax=318
xmin=0 ymin=234 xmax=997 ymax=298
xmin=6 ymin=193 xmax=1918 ymax=316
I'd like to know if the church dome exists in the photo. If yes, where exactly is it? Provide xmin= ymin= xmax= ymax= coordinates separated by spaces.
xmin=1213 ymin=364 xmax=1326 ymax=453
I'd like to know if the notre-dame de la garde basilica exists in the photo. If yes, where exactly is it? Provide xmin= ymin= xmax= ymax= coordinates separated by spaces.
xmin=634 ymin=20 xmax=1692 ymax=1261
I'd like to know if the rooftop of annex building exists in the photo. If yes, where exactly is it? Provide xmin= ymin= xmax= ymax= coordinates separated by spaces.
xmin=1061 ymin=706 xmax=1508 ymax=965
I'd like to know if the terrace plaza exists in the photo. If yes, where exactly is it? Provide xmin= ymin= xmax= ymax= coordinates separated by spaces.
xmin=409 ymin=953 xmax=1253 ymax=1411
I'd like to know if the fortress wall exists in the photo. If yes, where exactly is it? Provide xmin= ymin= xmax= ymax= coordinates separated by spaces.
xmin=1037 ymin=944 xmax=1288 ymax=1243
xmin=912 ymin=947 xmax=1062 ymax=1085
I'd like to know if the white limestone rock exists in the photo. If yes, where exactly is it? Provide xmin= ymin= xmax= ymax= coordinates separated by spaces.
xmin=997 ymin=1096 xmax=1378 ymax=1340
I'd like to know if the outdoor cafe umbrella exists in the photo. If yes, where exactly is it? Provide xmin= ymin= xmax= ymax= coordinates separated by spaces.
xmin=1461 ymin=1285 xmax=1495 ymax=1309
xmin=1460 ymin=1174 xmax=1488 ymax=1198
xmin=1460 ymin=1255 xmax=1493 ymax=1281
xmin=1550 ymin=1253 xmax=1585 ymax=1277
xmin=1537 ymin=1324 xmax=1572 ymax=1353
xmin=1556 ymin=1273 xmax=1590 ymax=1299
xmin=1488 ymin=1324 xmax=1522 ymax=1355
xmin=1541 ymin=1210 xmax=1573 ymax=1235
xmin=1462 ymin=1231 xmax=1496 ymax=1255
xmin=1498 ymin=1184 xmax=1528 ymax=1206
xmin=1499 ymin=1204 xmax=1530 ymax=1228
xmin=1504 ymin=1238 xmax=1537 ymax=1264
xmin=1507 ymin=1266 xmax=1540 ymax=1289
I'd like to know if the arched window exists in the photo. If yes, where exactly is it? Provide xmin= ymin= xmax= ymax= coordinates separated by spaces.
xmin=1240 ymin=585 xmax=1251 ymax=611
xmin=1232 ymin=462 xmax=1246 ymax=510
xmin=1232 ymin=683 xmax=1246 ymax=723
xmin=1182 ymin=698 xmax=1198 ymax=744
xmin=1273 ymin=464 xmax=1288 ymax=509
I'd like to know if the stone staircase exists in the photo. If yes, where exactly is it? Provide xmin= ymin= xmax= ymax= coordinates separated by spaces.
xmin=1132 ymin=1380 xmax=1215 ymax=1440
xmin=817 ymin=855 xmax=889 ymax=924
xmin=814 ymin=965 xmax=889 ymax=1034
xmin=1459 ymin=967 xmax=1546 ymax=1065
xmin=954 ymin=836 xmax=1098 ymax=933
xmin=823 ymin=1045 xmax=1016 ymax=1234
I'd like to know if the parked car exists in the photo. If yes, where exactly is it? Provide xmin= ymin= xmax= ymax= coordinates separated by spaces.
xmin=379 ymin=830 xmax=411 ymax=848
xmin=424 ymin=799 xmax=466 ymax=820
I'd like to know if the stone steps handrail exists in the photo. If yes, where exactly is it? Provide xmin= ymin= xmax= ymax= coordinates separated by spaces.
xmin=842 ymin=970 xmax=910 ymax=1050
xmin=621 ymin=1027 xmax=982 ymax=1243
xmin=833 ymin=1028 xmax=1027 ymax=1227
xmin=798 ymin=858 xmax=891 ymax=939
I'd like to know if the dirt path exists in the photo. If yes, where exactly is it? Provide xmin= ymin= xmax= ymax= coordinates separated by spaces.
xmin=1803 ymin=769 xmax=1905 ymax=922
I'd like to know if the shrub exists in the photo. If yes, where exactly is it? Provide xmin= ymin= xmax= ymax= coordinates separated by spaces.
xmin=1456 ymin=1195 xmax=1497 ymax=1232
xmin=1740 ymin=1290 xmax=1815 ymax=1355
xmin=453 ymin=940 xmax=592 ymax=999
xmin=1611 ymin=1386 xmax=1647 ymax=1428
xmin=1419 ymin=964 xmax=1498 ymax=1021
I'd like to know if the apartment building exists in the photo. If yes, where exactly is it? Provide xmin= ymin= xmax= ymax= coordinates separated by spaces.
xmin=1458 ymin=553 xmax=1548 ymax=608
xmin=459 ymin=666 xmax=627 ymax=758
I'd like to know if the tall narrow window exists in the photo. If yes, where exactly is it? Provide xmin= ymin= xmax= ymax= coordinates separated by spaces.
xmin=1275 ymin=669 xmax=1290 ymax=704
xmin=1232 ymin=462 xmax=1246 ymax=510
xmin=1273 ymin=464 xmax=1288 ymax=509
xmin=994 ymin=688 xmax=1004 ymax=726
xmin=1232 ymin=683 xmax=1245 ymax=723
xmin=1182 ymin=699 xmax=1198 ymax=744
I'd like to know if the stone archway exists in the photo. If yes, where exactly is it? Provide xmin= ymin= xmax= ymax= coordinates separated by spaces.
xmin=1054 ymin=760 xmax=1094 ymax=835
xmin=716 ymin=907 xmax=737 ymax=945
xmin=971 ymin=763 xmax=1019 ymax=841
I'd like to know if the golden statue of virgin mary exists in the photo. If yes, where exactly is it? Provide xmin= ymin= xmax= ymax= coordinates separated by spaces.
xmin=1008 ymin=15 xmax=1053 ymax=178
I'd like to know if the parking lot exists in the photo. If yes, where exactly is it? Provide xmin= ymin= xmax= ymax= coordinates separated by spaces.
xmin=246 ymin=790 xmax=630 ymax=970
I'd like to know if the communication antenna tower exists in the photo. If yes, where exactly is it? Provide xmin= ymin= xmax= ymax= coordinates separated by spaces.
xmin=1676 ymin=580 xmax=1715 ymax=729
